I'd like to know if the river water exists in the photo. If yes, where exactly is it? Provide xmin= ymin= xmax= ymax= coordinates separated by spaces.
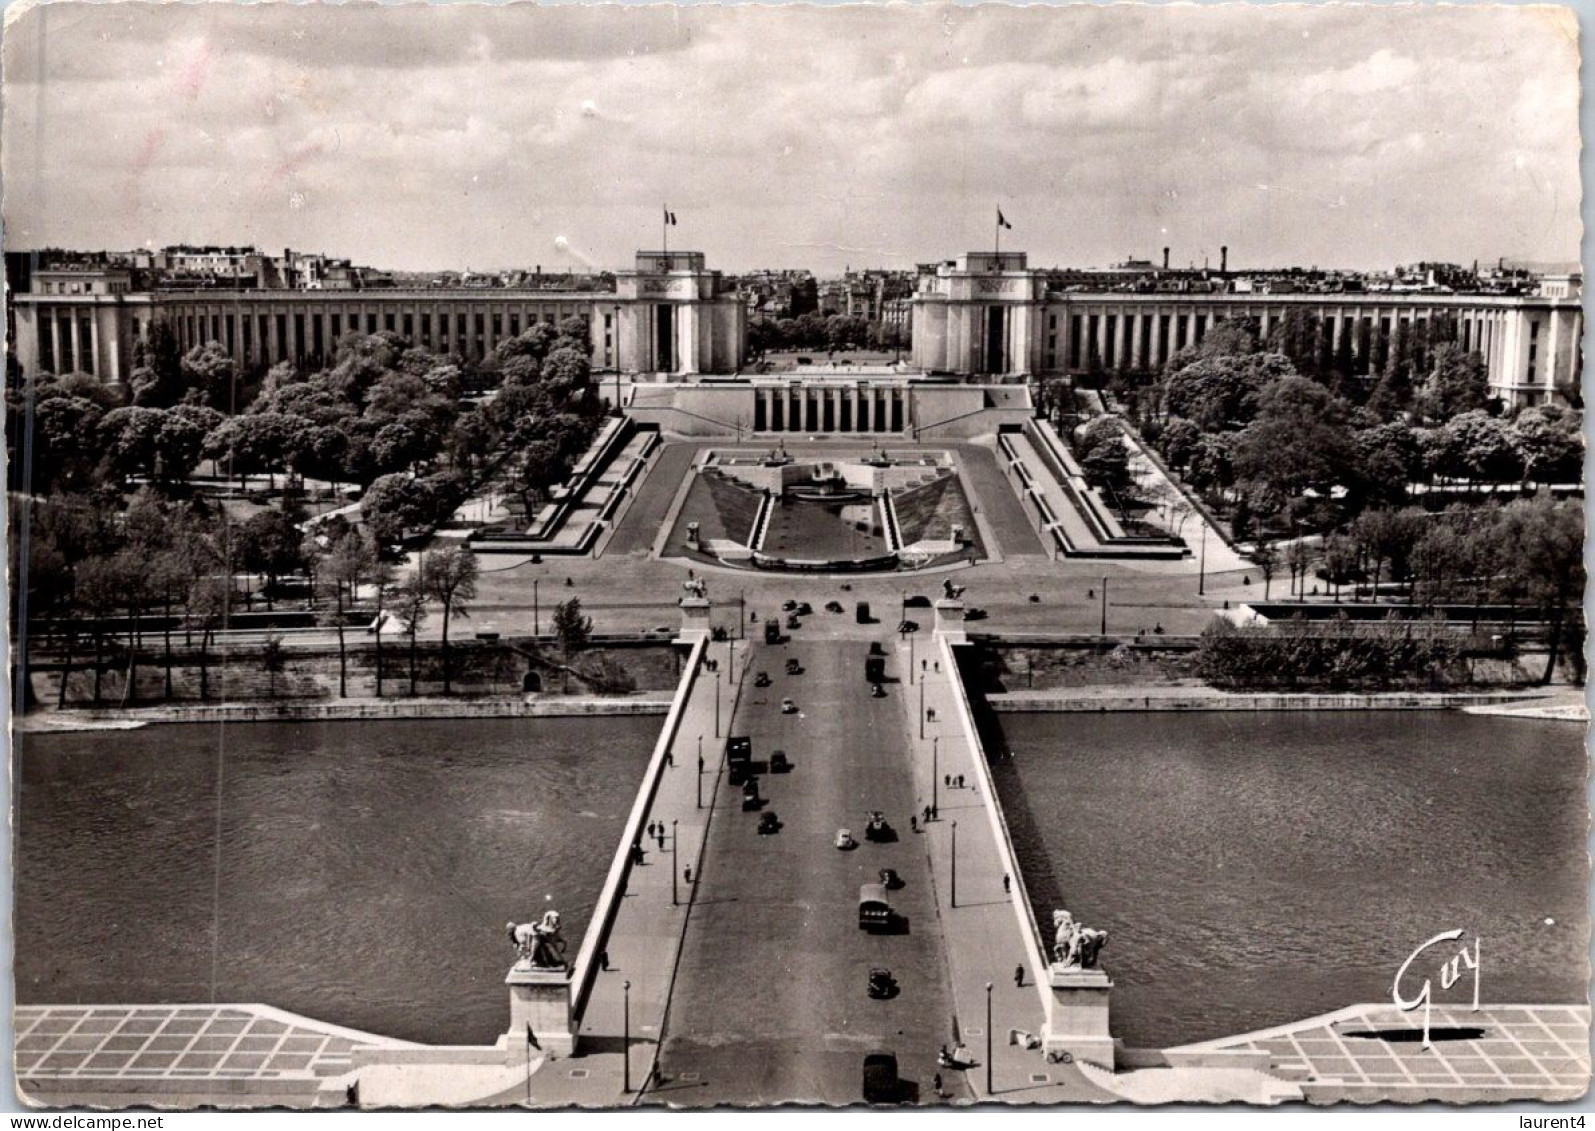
xmin=15 ymin=717 xmax=655 ymax=1046
xmin=987 ymin=711 xmax=1589 ymax=1050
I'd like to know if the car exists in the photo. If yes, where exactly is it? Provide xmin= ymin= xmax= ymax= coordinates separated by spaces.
xmin=964 ymin=606 xmax=988 ymax=621
xmin=781 ymin=697 xmax=798 ymax=714
xmin=879 ymin=868 xmax=903 ymax=890
xmin=786 ymin=613 xmax=801 ymax=629
xmin=896 ymin=620 xmax=919 ymax=634
xmin=796 ymin=601 xmax=813 ymax=615
xmin=903 ymin=595 xmax=932 ymax=608
xmin=770 ymin=750 xmax=792 ymax=773
xmin=835 ymin=828 xmax=857 ymax=850
xmin=864 ymin=811 xmax=895 ymax=842
xmin=1028 ymin=593 xmax=1041 ymax=603
xmin=862 ymin=1052 xmax=900 ymax=1104
xmin=754 ymin=671 xmax=772 ymax=688
xmin=870 ymin=683 xmax=887 ymax=698
xmin=825 ymin=600 xmax=845 ymax=614
xmin=786 ymin=657 xmax=803 ymax=675
xmin=757 ymin=811 xmax=780 ymax=835
xmin=781 ymin=599 xmax=797 ymax=612
xmin=867 ymin=967 xmax=898 ymax=1000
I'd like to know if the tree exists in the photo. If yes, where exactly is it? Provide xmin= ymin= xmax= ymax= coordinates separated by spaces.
xmin=236 ymin=509 xmax=307 ymax=608
xmin=1416 ymin=344 xmax=1490 ymax=422
xmin=392 ymin=576 xmax=430 ymax=696
xmin=204 ymin=412 xmax=301 ymax=489
xmin=260 ymin=633 xmax=287 ymax=699
xmin=1253 ymin=539 xmax=1279 ymax=599
xmin=1509 ymin=406 xmax=1583 ymax=487
xmin=318 ymin=530 xmax=379 ymax=698
xmin=1232 ymin=376 xmax=1356 ymax=514
xmin=553 ymin=597 xmax=592 ymax=657
xmin=1160 ymin=352 xmax=1296 ymax=431
xmin=181 ymin=341 xmax=241 ymax=410
xmin=74 ymin=554 xmax=129 ymax=704
xmin=1427 ymin=410 xmax=1519 ymax=488
xmin=1499 ymin=495 xmax=1584 ymax=684
xmin=419 ymin=544 xmax=480 ymax=694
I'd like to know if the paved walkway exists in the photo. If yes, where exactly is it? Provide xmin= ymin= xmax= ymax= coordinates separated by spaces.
xmin=899 ymin=634 xmax=1114 ymax=1104
xmin=1173 ymin=1002 xmax=1591 ymax=1103
xmin=514 ymin=637 xmax=749 ymax=1106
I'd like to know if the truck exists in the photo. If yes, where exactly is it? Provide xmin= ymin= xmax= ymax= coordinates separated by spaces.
xmin=764 ymin=618 xmax=782 ymax=645
xmin=865 ymin=654 xmax=886 ymax=683
xmin=728 ymin=735 xmax=753 ymax=784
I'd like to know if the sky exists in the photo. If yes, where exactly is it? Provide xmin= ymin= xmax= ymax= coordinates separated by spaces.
xmin=2 ymin=1 xmax=1582 ymax=276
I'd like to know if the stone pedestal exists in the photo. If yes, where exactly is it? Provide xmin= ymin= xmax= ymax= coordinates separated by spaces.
xmin=677 ymin=596 xmax=712 ymax=641
xmin=1042 ymin=966 xmax=1115 ymax=1069
xmin=505 ymin=965 xmax=575 ymax=1060
xmin=933 ymin=598 xmax=967 ymax=642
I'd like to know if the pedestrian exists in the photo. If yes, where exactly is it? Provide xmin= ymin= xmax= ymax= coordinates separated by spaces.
xmin=684 ymin=866 xmax=693 ymax=884
xmin=657 ymin=827 xmax=666 ymax=849
xmin=934 ymin=661 xmax=940 ymax=673
xmin=1003 ymin=874 xmax=1011 ymax=894
xmin=923 ymin=805 xmax=931 ymax=824
xmin=598 ymin=950 xmax=611 ymax=971
xmin=933 ymin=1072 xmax=944 ymax=1099
xmin=665 ymin=750 xmax=674 ymax=767
xmin=910 ymin=815 xmax=918 ymax=833
xmin=944 ymin=774 xmax=951 ymax=787
xmin=1014 ymin=964 xmax=1025 ymax=988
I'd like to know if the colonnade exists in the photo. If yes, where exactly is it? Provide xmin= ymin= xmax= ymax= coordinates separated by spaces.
xmin=751 ymin=384 xmax=907 ymax=433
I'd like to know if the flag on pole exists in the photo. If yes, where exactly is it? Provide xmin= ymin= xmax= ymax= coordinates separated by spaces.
xmin=997 ymin=209 xmax=1012 ymax=230
xmin=664 ymin=207 xmax=677 ymax=226
xmin=526 ymin=1023 xmax=542 ymax=1050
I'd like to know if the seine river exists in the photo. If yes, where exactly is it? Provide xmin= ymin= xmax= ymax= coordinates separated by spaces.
xmin=15 ymin=717 xmax=655 ymax=1045
xmin=988 ymin=712 xmax=1589 ymax=1049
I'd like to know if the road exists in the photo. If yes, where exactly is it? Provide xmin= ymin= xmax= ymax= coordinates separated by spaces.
xmin=649 ymin=634 xmax=964 ymax=1105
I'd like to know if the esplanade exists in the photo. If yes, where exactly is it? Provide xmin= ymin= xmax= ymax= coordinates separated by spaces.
xmin=11 ymin=247 xmax=1582 ymax=408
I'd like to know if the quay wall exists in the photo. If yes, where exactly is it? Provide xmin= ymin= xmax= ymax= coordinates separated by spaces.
xmin=984 ymin=690 xmax=1544 ymax=713
xmin=19 ymin=695 xmax=672 ymax=732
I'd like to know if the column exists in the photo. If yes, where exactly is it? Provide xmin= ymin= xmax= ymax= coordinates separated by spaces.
xmin=1129 ymin=313 xmax=1144 ymax=369
xmin=1114 ymin=310 xmax=1129 ymax=371
xmin=49 ymin=309 xmax=62 ymax=374
xmin=1546 ymin=309 xmax=1562 ymax=396
xmin=88 ymin=311 xmax=100 ymax=377
xmin=69 ymin=310 xmax=82 ymax=375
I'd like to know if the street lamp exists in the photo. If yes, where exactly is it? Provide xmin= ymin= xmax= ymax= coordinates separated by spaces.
xmin=696 ymin=736 xmax=704 ymax=810
xmin=1098 ymin=576 xmax=1108 ymax=636
xmin=918 ymin=679 xmax=925 ymax=739
xmin=714 ymin=671 xmax=722 ymax=737
xmin=985 ymin=982 xmax=994 ymax=1096
xmin=728 ymin=639 xmax=736 ymax=685
xmin=951 ymin=820 xmax=958 ymax=908
xmin=932 ymin=736 xmax=939 ymax=819
xmin=1198 ymin=522 xmax=1208 ymax=597
xmin=671 ymin=819 xmax=679 ymax=907
xmin=908 ymin=630 xmax=915 ymax=684
xmin=622 ymin=979 xmax=632 ymax=1093
xmin=533 ymin=578 xmax=540 ymax=637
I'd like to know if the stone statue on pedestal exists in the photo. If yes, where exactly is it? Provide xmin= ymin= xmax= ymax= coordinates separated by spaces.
xmin=942 ymin=579 xmax=966 ymax=600
xmin=507 ymin=910 xmax=568 ymax=971
xmin=1051 ymin=909 xmax=1108 ymax=970
xmin=682 ymin=577 xmax=708 ymax=600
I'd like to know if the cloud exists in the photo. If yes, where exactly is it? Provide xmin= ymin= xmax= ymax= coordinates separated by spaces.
xmin=2 ymin=2 xmax=1580 ymax=274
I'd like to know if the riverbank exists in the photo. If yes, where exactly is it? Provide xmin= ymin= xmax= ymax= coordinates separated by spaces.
xmin=985 ymin=685 xmax=1578 ymax=713
xmin=15 ymin=694 xmax=673 ymax=732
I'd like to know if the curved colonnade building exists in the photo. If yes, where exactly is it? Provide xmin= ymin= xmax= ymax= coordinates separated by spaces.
xmin=11 ymin=248 xmax=1582 ymax=412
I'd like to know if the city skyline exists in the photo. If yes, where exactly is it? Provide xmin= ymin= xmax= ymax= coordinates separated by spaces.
xmin=3 ymin=3 xmax=1581 ymax=275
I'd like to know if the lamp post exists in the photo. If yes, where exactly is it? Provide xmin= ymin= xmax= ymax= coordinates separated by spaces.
xmin=951 ymin=821 xmax=958 ymax=908
xmin=918 ymin=679 xmax=925 ymax=738
xmin=533 ymin=578 xmax=540 ymax=637
xmin=671 ymin=819 xmax=679 ymax=907
xmin=1098 ymin=576 xmax=1108 ymax=636
xmin=696 ymin=736 xmax=704 ymax=810
xmin=622 ymin=979 xmax=632 ymax=1093
xmin=932 ymin=736 xmax=939 ymax=819
xmin=908 ymin=630 xmax=915 ymax=684
xmin=728 ymin=639 xmax=736 ymax=685
xmin=985 ymin=981 xmax=994 ymax=1096
xmin=1198 ymin=522 xmax=1208 ymax=597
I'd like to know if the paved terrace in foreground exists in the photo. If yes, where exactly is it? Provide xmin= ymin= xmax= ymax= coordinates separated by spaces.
xmin=16 ymin=1004 xmax=414 ymax=1108
xmin=1169 ymin=1003 xmax=1591 ymax=1103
